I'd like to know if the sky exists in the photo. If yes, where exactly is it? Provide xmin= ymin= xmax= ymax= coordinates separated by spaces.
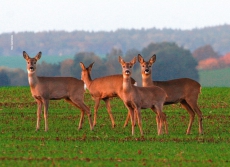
xmin=1 ymin=0 xmax=230 ymax=33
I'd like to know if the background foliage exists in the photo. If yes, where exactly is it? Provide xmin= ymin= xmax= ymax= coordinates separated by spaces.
xmin=1 ymin=25 xmax=230 ymax=56
xmin=141 ymin=42 xmax=199 ymax=81
xmin=0 ymin=42 xmax=199 ymax=86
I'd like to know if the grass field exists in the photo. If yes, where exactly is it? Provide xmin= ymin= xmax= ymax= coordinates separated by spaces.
xmin=0 ymin=87 xmax=230 ymax=166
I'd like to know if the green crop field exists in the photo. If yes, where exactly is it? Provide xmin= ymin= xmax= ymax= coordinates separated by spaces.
xmin=0 ymin=87 xmax=230 ymax=166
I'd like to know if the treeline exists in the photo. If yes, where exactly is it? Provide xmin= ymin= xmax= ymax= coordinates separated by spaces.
xmin=192 ymin=44 xmax=230 ymax=70
xmin=0 ymin=42 xmax=199 ymax=86
xmin=1 ymin=25 xmax=230 ymax=57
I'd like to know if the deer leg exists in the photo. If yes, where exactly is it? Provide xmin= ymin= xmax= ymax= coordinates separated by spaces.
xmin=194 ymin=107 xmax=203 ymax=135
xmin=154 ymin=111 xmax=168 ymax=134
xmin=135 ymin=108 xmax=143 ymax=136
xmin=124 ymin=108 xmax=138 ymax=128
xmin=123 ymin=112 xmax=130 ymax=128
xmin=151 ymin=108 xmax=159 ymax=134
xmin=93 ymin=99 xmax=100 ymax=127
xmin=153 ymin=107 xmax=162 ymax=135
xmin=157 ymin=113 xmax=163 ymax=135
xmin=162 ymin=112 xmax=168 ymax=134
xmin=185 ymin=99 xmax=203 ymax=135
xmin=156 ymin=115 xmax=159 ymax=133
xmin=78 ymin=110 xmax=84 ymax=130
xmin=151 ymin=106 xmax=168 ymax=135
xmin=155 ymin=105 xmax=166 ymax=135
xmin=36 ymin=99 xmax=42 ymax=131
xmin=134 ymin=111 xmax=137 ymax=126
xmin=77 ymin=102 xmax=93 ymax=131
xmin=43 ymin=100 xmax=49 ymax=132
xmin=124 ymin=110 xmax=137 ymax=126
xmin=130 ymin=109 xmax=135 ymax=136
xmin=126 ymin=106 xmax=135 ymax=136
xmin=65 ymin=99 xmax=83 ymax=129
xmin=181 ymin=101 xmax=195 ymax=135
xmin=104 ymin=98 xmax=115 ymax=128
xmin=66 ymin=98 xmax=93 ymax=131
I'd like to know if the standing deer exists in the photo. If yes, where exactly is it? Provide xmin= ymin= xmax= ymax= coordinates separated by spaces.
xmin=79 ymin=62 xmax=136 ymax=128
xmin=118 ymin=56 xmax=167 ymax=136
xmin=137 ymin=54 xmax=203 ymax=135
xmin=23 ymin=51 xmax=93 ymax=131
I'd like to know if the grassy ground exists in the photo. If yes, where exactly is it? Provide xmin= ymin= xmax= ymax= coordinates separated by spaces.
xmin=0 ymin=87 xmax=230 ymax=166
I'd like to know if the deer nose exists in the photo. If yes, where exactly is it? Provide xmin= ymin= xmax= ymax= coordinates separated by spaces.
xmin=144 ymin=69 xmax=150 ymax=74
xmin=30 ymin=67 xmax=34 ymax=70
xmin=125 ymin=70 xmax=130 ymax=74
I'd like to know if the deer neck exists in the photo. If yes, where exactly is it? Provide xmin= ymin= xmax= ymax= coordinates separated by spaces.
xmin=28 ymin=71 xmax=39 ymax=88
xmin=142 ymin=74 xmax=153 ymax=87
xmin=83 ymin=72 xmax=93 ymax=90
xmin=122 ymin=76 xmax=133 ymax=93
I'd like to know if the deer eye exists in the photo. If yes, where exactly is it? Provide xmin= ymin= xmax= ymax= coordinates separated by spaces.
xmin=129 ymin=66 xmax=132 ymax=68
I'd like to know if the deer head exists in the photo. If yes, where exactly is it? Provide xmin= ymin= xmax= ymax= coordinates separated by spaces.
xmin=79 ymin=62 xmax=94 ymax=81
xmin=23 ymin=51 xmax=42 ymax=73
xmin=138 ymin=54 xmax=156 ymax=76
xmin=118 ymin=56 xmax=137 ymax=77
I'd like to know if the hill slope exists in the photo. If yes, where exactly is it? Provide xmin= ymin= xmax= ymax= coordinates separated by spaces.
xmin=199 ymin=68 xmax=230 ymax=87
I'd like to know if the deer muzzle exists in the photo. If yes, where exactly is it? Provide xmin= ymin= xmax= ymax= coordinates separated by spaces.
xmin=144 ymin=69 xmax=150 ymax=74
xmin=125 ymin=70 xmax=130 ymax=75
xmin=29 ymin=67 xmax=34 ymax=71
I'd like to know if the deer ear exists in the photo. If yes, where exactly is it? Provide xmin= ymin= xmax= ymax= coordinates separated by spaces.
xmin=138 ymin=54 xmax=144 ymax=63
xmin=149 ymin=54 xmax=156 ymax=64
xmin=88 ymin=62 xmax=94 ymax=71
xmin=79 ymin=62 xmax=86 ymax=70
xmin=118 ymin=56 xmax=125 ymax=64
xmin=23 ymin=51 xmax=30 ymax=60
xmin=131 ymin=56 xmax=137 ymax=65
xmin=35 ymin=52 xmax=42 ymax=60
xmin=89 ymin=62 xmax=94 ymax=68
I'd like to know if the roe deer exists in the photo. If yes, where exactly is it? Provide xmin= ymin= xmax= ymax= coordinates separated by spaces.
xmin=79 ymin=62 xmax=136 ymax=128
xmin=138 ymin=54 xmax=203 ymax=135
xmin=118 ymin=56 xmax=167 ymax=136
xmin=23 ymin=51 xmax=93 ymax=131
